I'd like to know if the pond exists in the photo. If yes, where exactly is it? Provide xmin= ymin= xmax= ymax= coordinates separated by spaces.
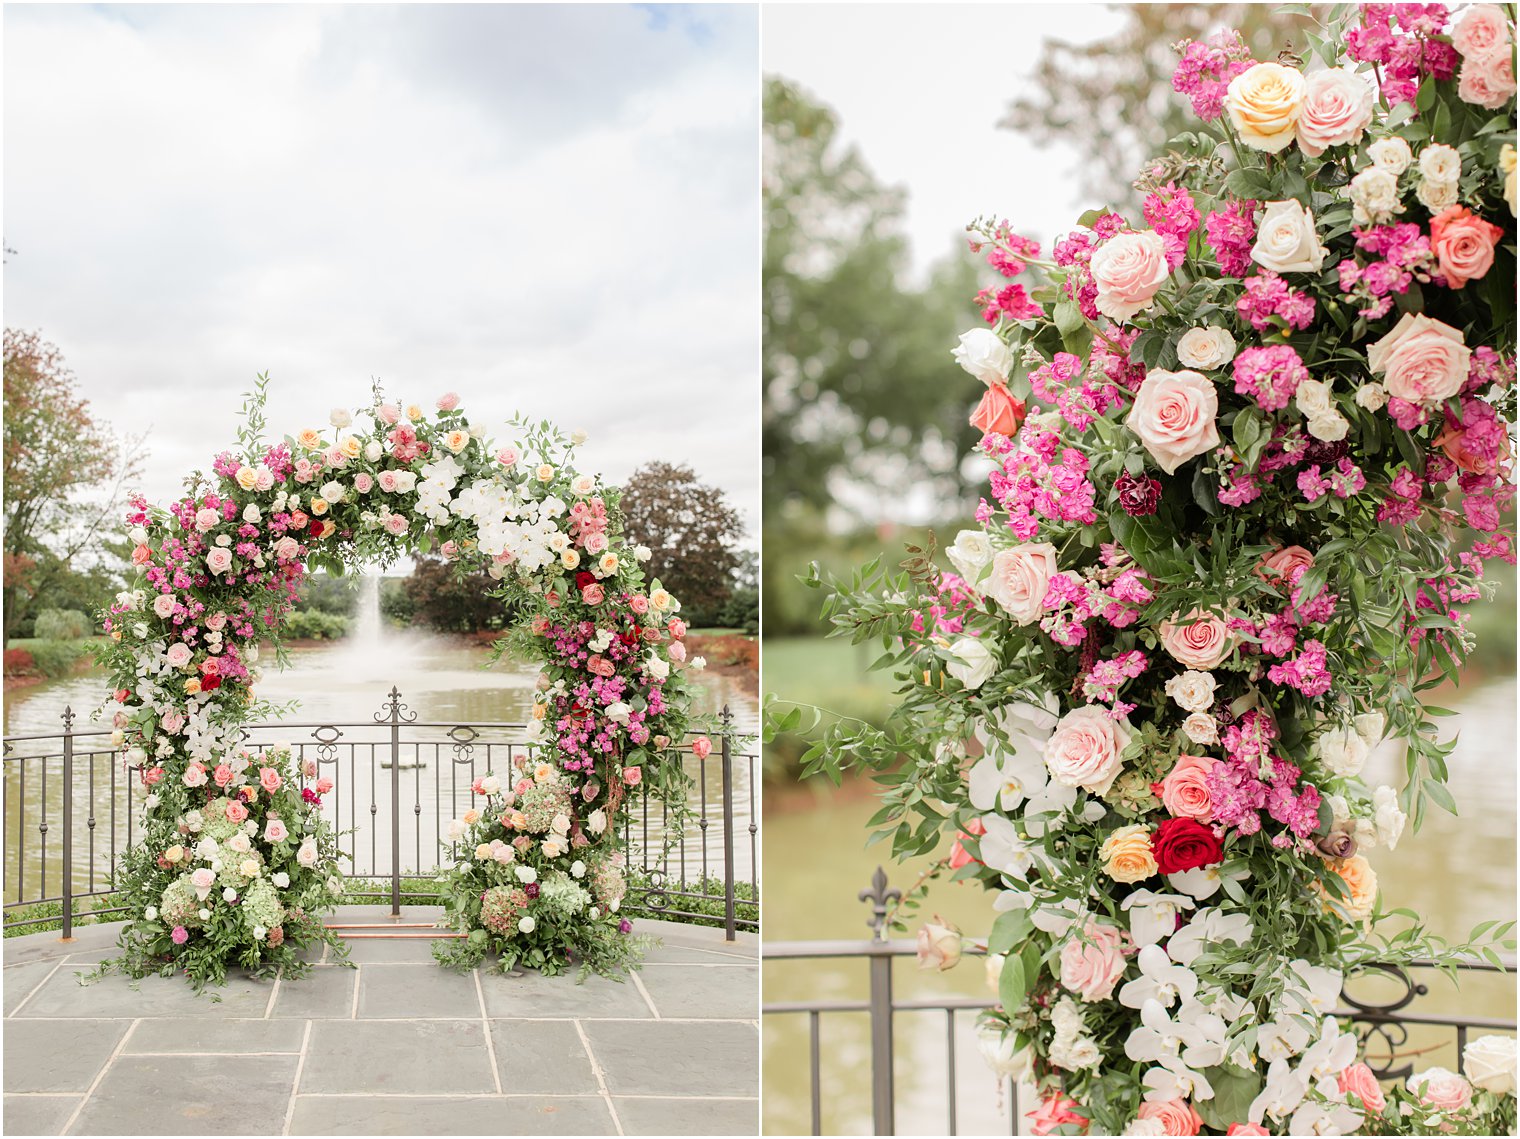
xmin=761 ymin=676 xmax=1518 ymax=1136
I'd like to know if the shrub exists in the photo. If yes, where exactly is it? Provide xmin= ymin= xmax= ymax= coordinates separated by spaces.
xmin=3 ymin=648 xmax=36 ymax=676
xmin=284 ymin=610 xmax=349 ymax=641
xmin=25 ymin=640 xmax=84 ymax=679
xmin=33 ymin=608 xmax=92 ymax=640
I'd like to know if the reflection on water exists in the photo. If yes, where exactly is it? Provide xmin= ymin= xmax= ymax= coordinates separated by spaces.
xmin=762 ymin=678 xmax=1517 ymax=1136
xmin=3 ymin=638 xmax=758 ymax=906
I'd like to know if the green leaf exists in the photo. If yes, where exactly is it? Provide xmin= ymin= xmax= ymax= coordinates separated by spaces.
xmin=987 ymin=908 xmax=1034 ymax=956
xmin=997 ymin=950 xmax=1029 ymax=1014
xmin=1197 ymin=1066 xmax=1263 ymax=1132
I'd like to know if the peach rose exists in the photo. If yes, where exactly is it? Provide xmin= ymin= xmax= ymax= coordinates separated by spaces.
xmin=985 ymin=543 xmax=1058 ymax=625
xmin=1338 ymin=1062 xmax=1387 ymax=1112
xmin=970 ymin=382 xmax=1026 ymax=437
xmin=259 ymin=766 xmax=282 ymax=794
xmin=1226 ymin=62 xmax=1306 ymax=152
xmin=1429 ymin=205 xmax=1504 ymax=288
xmin=1159 ymin=608 xmax=1234 ymax=669
xmin=1408 ymin=1067 xmax=1473 ymax=1112
xmin=1126 ymin=369 xmax=1220 ymax=474
xmin=1136 ymin=1098 xmax=1204 ymax=1136
xmin=1059 ymin=920 xmax=1130 ymax=1002
xmin=1319 ymin=853 xmax=1378 ymax=922
xmin=1099 ymin=824 xmax=1157 ymax=883
xmin=1090 ymin=230 xmax=1171 ymax=322
xmin=1453 ymin=4 xmax=1511 ymax=58
xmin=225 ymin=800 xmax=249 ymax=823
xmin=1257 ymin=544 xmax=1314 ymax=584
xmin=1044 ymin=705 xmax=1132 ymax=795
xmin=1435 ymin=416 xmax=1511 ymax=475
xmin=1295 ymin=67 xmax=1374 ymax=157
xmin=1159 ymin=754 xmax=1218 ymax=822
xmin=1367 ymin=313 xmax=1471 ymax=406
xmin=1458 ymin=46 xmax=1516 ymax=109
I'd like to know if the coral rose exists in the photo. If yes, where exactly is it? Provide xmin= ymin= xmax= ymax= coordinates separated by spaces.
xmin=1152 ymin=817 xmax=1223 ymax=874
xmin=1136 ymin=1098 xmax=1204 ymax=1136
xmin=1100 ymin=824 xmax=1157 ymax=883
xmin=1257 ymin=544 xmax=1314 ymax=584
xmin=985 ymin=543 xmax=1058 ymax=625
xmin=970 ymin=382 xmax=1026 ymax=437
xmin=1225 ymin=62 xmax=1306 ymax=152
xmin=1159 ymin=608 xmax=1234 ymax=669
xmin=1058 ymin=920 xmax=1129 ymax=1002
xmin=1127 ymin=369 xmax=1220 ymax=475
xmin=1044 ymin=705 xmax=1132 ymax=795
xmin=1337 ymin=1062 xmax=1387 ymax=1112
xmin=1367 ymin=313 xmax=1471 ymax=406
xmin=1429 ymin=205 xmax=1504 ymax=288
xmin=1159 ymin=754 xmax=1218 ymax=822
xmin=1090 ymin=230 xmax=1171 ymax=322
xmin=1028 ymin=1093 xmax=1088 ymax=1136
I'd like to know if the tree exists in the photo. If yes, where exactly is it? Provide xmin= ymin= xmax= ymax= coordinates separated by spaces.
xmin=763 ymin=77 xmax=985 ymax=528
xmin=3 ymin=330 xmax=146 ymax=644
xmin=619 ymin=462 xmax=744 ymax=625
xmin=400 ymin=557 xmax=512 ymax=635
xmin=1000 ymin=4 xmax=1318 ymax=209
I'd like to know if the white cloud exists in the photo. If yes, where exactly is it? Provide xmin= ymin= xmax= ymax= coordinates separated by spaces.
xmin=3 ymin=3 xmax=759 ymax=537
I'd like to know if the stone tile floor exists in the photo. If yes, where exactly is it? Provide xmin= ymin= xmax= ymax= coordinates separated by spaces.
xmin=2 ymin=909 xmax=758 ymax=1136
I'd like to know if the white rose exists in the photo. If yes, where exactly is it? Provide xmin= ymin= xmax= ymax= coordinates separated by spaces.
xmin=329 ymin=409 xmax=353 ymax=428
xmin=1355 ymin=711 xmax=1386 ymax=745
xmin=605 ymin=701 xmax=632 ymax=726
xmin=223 ymin=887 xmax=238 ymax=902
xmin=946 ymin=529 xmax=994 ymax=585
xmin=1418 ymin=143 xmax=1462 ymax=185
xmin=951 ymin=328 xmax=1013 ymax=385
xmin=1182 ymin=713 xmax=1219 ymax=746
xmin=976 ymin=1024 xmax=1034 ymax=1081
xmin=272 ymin=872 xmax=290 ymax=888
xmin=1307 ymin=411 xmax=1350 ymax=442
xmin=587 ymin=809 xmax=608 ymax=836
xmin=1044 ymin=705 xmax=1132 ymax=795
xmin=1367 ymin=136 xmax=1413 ymax=176
xmin=690 ymin=656 xmax=707 ymax=671
xmin=635 ymin=545 xmax=653 ymax=562
xmin=242 ymin=504 xmax=261 ymax=524
xmin=1354 ymin=382 xmax=1388 ymax=411
xmin=1316 ymin=726 xmax=1369 ymax=777
xmin=571 ymin=860 xmax=586 ymax=879
xmin=1349 ymin=167 xmax=1403 ymax=226
xmin=518 ymin=916 xmax=536 ymax=934
xmin=646 ymin=655 xmax=670 ymax=681
xmin=1463 ymin=1035 xmax=1517 ymax=1096
xmin=1164 ymin=670 xmax=1217 ymax=712
xmin=1373 ymin=785 xmax=1407 ymax=851
xmin=364 ymin=441 xmax=383 ymax=463
xmin=1175 ymin=326 xmax=1236 ymax=371
xmin=985 ymin=544 xmax=1058 ymax=625
xmin=129 ymin=527 xmax=149 ymax=546
xmin=946 ymin=636 xmax=997 ymax=690
xmin=198 ymin=908 xmax=211 ymax=920
xmin=145 ymin=906 xmax=159 ymax=921
xmin=320 ymin=480 xmax=345 ymax=505
xmin=514 ymin=866 xmax=538 ymax=884
xmin=296 ymin=839 xmax=319 ymax=868
xmin=1417 ymin=176 xmax=1460 ymax=211
xmin=1251 ymin=199 xmax=1327 ymax=273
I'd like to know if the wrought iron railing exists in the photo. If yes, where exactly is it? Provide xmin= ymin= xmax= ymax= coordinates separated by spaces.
xmin=762 ymin=868 xmax=1516 ymax=1136
xmin=3 ymin=688 xmax=758 ymax=940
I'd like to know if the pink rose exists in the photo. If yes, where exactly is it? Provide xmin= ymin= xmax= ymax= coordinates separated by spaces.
xmin=1226 ymin=1125 xmax=1270 ymax=1135
xmin=1368 ymin=313 xmax=1471 ymax=406
xmin=274 ymin=537 xmax=300 ymax=562
xmin=668 ymin=641 xmax=686 ymax=662
xmin=1409 ymin=1067 xmax=1473 ymax=1112
xmin=1459 ymin=49 xmax=1517 ymax=109
xmin=377 ymin=470 xmax=399 ymax=493
xmin=143 ymin=766 xmax=164 ymax=786
xmin=437 ymin=392 xmax=460 ymax=411
xmin=1044 ymin=705 xmax=1132 ymax=795
xmin=165 ymin=643 xmax=193 ymax=669
xmin=195 ymin=507 xmax=219 ymax=532
xmin=131 ymin=543 xmax=152 ymax=565
xmin=315 ymin=777 xmax=334 ymax=795
xmin=668 ymin=618 xmax=686 ymax=638
xmin=629 ymin=595 xmax=650 ymax=614
xmin=1126 ymin=369 xmax=1221 ymax=475
xmin=1159 ymin=608 xmax=1234 ymax=669
xmin=586 ymin=654 xmax=615 ymax=678
xmin=190 ymin=867 xmax=215 ymax=891
xmin=1452 ymin=4 xmax=1511 ymax=58
xmin=152 ymin=594 xmax=177 ymax=619
xmin=622 ymin=767 xmax=643 ymax=787
xmin=1028 ymin=1094 xmax=1088 ymax=1136
xmin=496 ymin=447 xmax=519 ymax=467
xmin=205 ymin=547 xmax=233 ymax=575
xmin=205 ymin=612 xmax=227 ymax=631
xmin=213 ymin=764 xmax=235 ymax=788
xmin=225 ymin=800 xmax=249 ymax=823
xmin=1295 ymin=68 xmax=1374 ymax=157
xmin=376 ymin=403 xmax=400 ymax=425
xmin=1136 ymin=1098 xmax=1203 ymax=1136
xmin=582 ymin=584 xmax=605 ymax=606
xmin=1058 ymin=920 xmax=1130 ymax=1001
xmin=353 ymin=472 xmax=374 ymax=494
xmin=691 ymin=736 xmax=713 ymax=760
xmin=171 ymin=925 xmax=189 ymax=945
xmin=985 ymin=543 xmax=1059 ymax=625
xmin=1159 ymin=754 xmax=1217 ymax=822
xmin=1257 ymin=544 xmax=1314 ymax=584
xmin=264 ymin=818 xmax=289 ymax=843
xmin=1430 ymin=205 xmax=1504 ymax=288
xmin=253 ymin=468 xmax=275 ymax=493
xmin=1338 ymin=1062 xmax=1387 ymax=1112
xmin=384 ymin=514 xmax=409 ymax=536
xmin=259 ymin=766 xmax=282 ymax=794
xmin=1090 ymin=230 xmax=1171 ymax=322
xmin=199 ymin=656 xmax=221 ymax=677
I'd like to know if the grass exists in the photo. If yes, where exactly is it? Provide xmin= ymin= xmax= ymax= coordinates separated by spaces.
xmin=685 ymin=626 xmax=752 ymax=639
xmin=4 ymin=871 xmax=758 ymax=938
xmin=763 ymin=635 xmax=898 ymax=727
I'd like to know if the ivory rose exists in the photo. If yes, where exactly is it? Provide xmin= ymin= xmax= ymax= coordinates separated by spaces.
xmin=1366 ymin=135 xmax=1412 ymax=175
xmin=1463 ymin=1034 xmax=1518 ymax=1095
xmin=165 ymin=642 xmax=193 ymax=669
xmin=946 ymin=529 xmax=994 ymax=585
xmin=1159 ymin=608 xmax=1234 ymax=669
xmin=1408 ymin=1067 xmax=1473 ymax=1112
xmin=1225 ymin=62 xmax=1306 ymax=152
xmin=985 ymin=544 xmax=1058 ymax=625
xmin=1250 ymin=199 xmax=1327 ymax=273
xmin=1182 ymin=713 xmax=1218 ymax=746
xmin=1294 ymin=67 xmax=1374 ymax=157
xmin=1058 ymin=920 xmax=1130 ymax=1002
xmin=1174 ymin=326 xmax=1235 ymax=371
xmin=1163 ymin=670 xmax=1216 ymax=712
xmin=1090 ymin=230 xmax=1170 ymax=322
xmin=946 ymin=636 xmax=998 ymax=690
xmin=952 ymin=328 xmax=1013 ymax=385
xmin=1367 ymin=313 xmax=1471 ymax=406
xmin=1126 ymin=369 xmax=1220 ymax=474
xmin=1429 ymin=205 xmax=1504 ymax=288
xmin=1135 ymin=1098 xmax=1204 ymax=1136
xmin=1349 ymin=167 xmax=1402 ymax=227
xmin=1099 ymin=824 xmax=1157 ymax=883
xmin=1044 ymin=705 xmax=1132 ymax=795
xmin=1159 ymin=755 xmax=1217 ymax=822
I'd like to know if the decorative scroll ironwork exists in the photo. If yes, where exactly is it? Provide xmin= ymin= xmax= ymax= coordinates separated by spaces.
xmin=309 ymin=724 xmax=344 ymax=766
xmin=446 ymin=725 xmax=480 ymax=765
xmin=374 ymin=686 xmax=419 ymax=725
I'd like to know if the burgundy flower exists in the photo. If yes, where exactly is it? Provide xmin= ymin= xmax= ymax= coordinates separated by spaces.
xmin=1115 ymin=471 xmax=1162 ymax=516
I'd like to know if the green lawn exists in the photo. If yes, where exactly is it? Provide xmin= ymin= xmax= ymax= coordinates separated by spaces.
xmin=762 ymin=635 xmax=898 ymax=728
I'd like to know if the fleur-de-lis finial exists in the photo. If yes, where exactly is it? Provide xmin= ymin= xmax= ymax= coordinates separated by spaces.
xmin=859 ymin=866 xmax=902 ymax=940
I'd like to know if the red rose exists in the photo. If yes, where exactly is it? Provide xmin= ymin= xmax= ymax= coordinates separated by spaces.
xmin=575 ymin=571 xmax=596 ymax=589
xmin=199 ymin=674 xmax=222 ymax=692
xmin=308 ymin=519 xmax=325 ymax=538
xmin=1152 ymin=817 xmax=1223 ymax=875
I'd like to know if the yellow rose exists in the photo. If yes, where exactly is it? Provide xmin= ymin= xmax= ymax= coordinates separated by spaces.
xmin=340 ymin=436 xmax=362 ymax=459
xmin=405 ymin=404 xmax=424 ymax=422
xmin=532 ymin=702 xmax=548 ymax=721
xmin=444 ymin=429 xmax=470 ymax=454
xmin=310 ymin=498 xmax=329 ymax=516
xmin=474 ymin=843 xmax=492 ymax=860
xmin=1319 ymin=854 xmax=1378 ymax=922
xmin=296 ymin=429 xmax=324 ymax=451
xmin=165 ymin=844 xmax=185 ymax=864
xmin=184 ymin=678 xmax=202 ymax=695
xmin=536 ymin=464 xmax=555 ymax=483
xmin=234 ymin=466 xmax=259 ymax=491
xmin=1099 ymin=824 xmax=1157 ymax=883
xmin=650 ymin=588 xmax=673 ymax=612
xmin=1226 ymin=62 xmax=1306 ymax=153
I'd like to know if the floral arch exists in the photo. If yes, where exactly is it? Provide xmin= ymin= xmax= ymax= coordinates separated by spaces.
xmin=98 ymin=378 xmax=697 ymax=986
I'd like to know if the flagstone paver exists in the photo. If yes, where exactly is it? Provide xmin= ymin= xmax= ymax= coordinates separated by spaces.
xmin=2 ymin=914 xmax=757 ymax=1135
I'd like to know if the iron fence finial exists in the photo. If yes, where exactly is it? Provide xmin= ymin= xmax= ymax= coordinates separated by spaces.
xmin=859 ymin=866 xmax=902 ymax=941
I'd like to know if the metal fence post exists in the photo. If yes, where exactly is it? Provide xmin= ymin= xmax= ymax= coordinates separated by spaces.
xmin=373 ymin=687 xmax=415 ymax=918
xmin=720 ymin=705 xmax=736 ymax=941
xmin=862 ymin=867 xmax=902 ymax=1135
xmin=60 ymin=706 xmax=75 ymax=942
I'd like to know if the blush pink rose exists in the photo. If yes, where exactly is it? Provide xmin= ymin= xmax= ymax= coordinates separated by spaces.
xmin=1090 ymin=230 xmax=1171 ymax=322
xmin=213 ymin=764 xmax=235 ymax=788
xmin=264 ymin=818 xmax=289 ymax=843
xmin=1126 ymin=369 xmax=1221 ymax=474
xmin=985 ymin=543 xmax=1059 ymax=625
xmin=1458 ymin=46 xmax=1516 ymax=109
xmin=1136 ymin=1098 xmax=1204 ymax=1136
xmin=691 ymin=736 xmax=713 ymax=760
xmin=629 ymin=595 xmax=650 ymax=614
xmin=353 ymin=472 xmax=374 ymax=494
xmin=1044 ymin=706 xmax=1132 ymax=796
xmin=622 ymin=767 xmax=643 ymax=787
xmin=668 ymin=618 xmax=687 ymax=638
xmin=1367 ymin=313 xmax=1471 ymax=406
xmin=1257 ymin=544 xmax=1314 ymax=584
xmin=1295 ymin=67 xmax=1374 ymax=157
xmin=1159 ymin=609 xmax=1234 ymax=669
xmin=165 ymin=643 xmax=193 ymax=669
xmin=1028 ymin=1094 xmax=1088 ymax=1136
xmin=315 ymin=777 xmax=334 ymax=794
xmin=225 ymin=800 xmax=249 ymax=823
xmin=1226 ymin=1126 xmax=1269 ymax=1136
xmin=436 ymin=391 xmax=460 ymax=411
xmin=1338 ymin=1062 xmax=1387 ymax=1112
xmin=1430 ymin=205 xmax=1505 ymax=288
xmin=376 ymin=403 xmax=400 ymax=425
xmin=259 ymin=766 xmax=282 ymax=793
xmin=205 ymin=612 xmax=227 ymax=631
xmin=1159 ymin=754 xmax=1218 ymax=822
xmin=205 ymin=547 xmax=234 ymax=575
xmin=1409 ymin=1067 xmax=1473 ymax=1112
xmin=377 ymin=470 xmax=400 ymax=493
xmin=1059 ymin=920 xmax=1130 ymax=1001
xmin=582 ymin=584 xmax=605 ymax=606
xmin=669 ymin=641 xmax=687 ymax=662
xmin=1453 ymin=4 xmax=1511 ymax=58
xmin=274 ymin=537 xmax=300 ymax=562
xmin=152 ymin=594 xmax=177 ymax=619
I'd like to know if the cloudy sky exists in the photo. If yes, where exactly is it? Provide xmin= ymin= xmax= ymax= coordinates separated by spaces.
xmin=763 ymin=3 xmax=1126 ymax=280
xmin=4 ymin=3 xmax=759 ymax=535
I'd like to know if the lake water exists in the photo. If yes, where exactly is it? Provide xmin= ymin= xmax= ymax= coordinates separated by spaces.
xmin=3 ymin=633 xmax=758 ymax=906
xmin=762 ymin=677 xmax=1518 ymax=1136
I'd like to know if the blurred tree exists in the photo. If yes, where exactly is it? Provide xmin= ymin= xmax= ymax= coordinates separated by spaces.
xmin=763 ymin=77 xmax=984 ymax=530
xmin=619 ymin=461 xmax=744 ymax=626
xmin=1000 ymin=5 xmax=1319 ymax=209
xmin=401 ymin=557 xmax=511 ymax=635
xmin=3 ymin=330 xmax=146 ymax=644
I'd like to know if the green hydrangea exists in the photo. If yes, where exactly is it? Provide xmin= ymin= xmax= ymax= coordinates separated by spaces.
xmin=159 ymin=876 xmax=204 ymax=928
xmin=217 ymin=847 xmax=266 ymax=890
xmin=538 ymin=871 xmax=591 ymax=918
xmin=242 ymin=877 xmax=285 ymax=933
xmin=201 ymin=797 xmax=249 ymax=842
xmin=517 ymin=781 xmax=573 ymax=834
xmin=590 ymin=859 xmax=626 ymax=909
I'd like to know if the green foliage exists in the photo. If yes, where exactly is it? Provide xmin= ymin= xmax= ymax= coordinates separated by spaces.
xmin=33 ymin=607 xmax=92 ymax=639
xmin=284 ymin=609 xmax=350 ymax=641
xmin=620 ymin=461 xmax=746 ymax=626
xmin=19 ymin=638 xmax=87 ymax=679
xmin=401 ymin=556 xmax=512 ymax=634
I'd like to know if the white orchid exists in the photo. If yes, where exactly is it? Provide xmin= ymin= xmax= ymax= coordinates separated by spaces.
xmin=1124 ymin=998 xmax=1225 ymax=1068
xmin=1167 ymin=860 xmax=1249 ymax=901
xmin=1120 ymin=945 xmax=1199 ymax=1011
xmin=978 ymin=814 xmax=1034 ymax=880
xmin=1298 ymin=1017 xmax=1359 ymax=1092
xmin=1257 ymin=1016 xmax=1314 ymax=1063
xmin=1287 ymin=1102 xmax=1362 ymax=1136
xmin=1121 ymin=890 xmax=1196 ymax=947
xmin=1281 ymin=959 xmax=1344 ymax=1018
xmin=1167 ymin=909 xmax=1254 ymax=966
xmin=1250 ymin=1057 xmax=1310 ymax=1125
xmin=968 ymin=748 xmax=1049 ymax=814
xmin=1142 ymin=1054 xmax=1215 ymax=1102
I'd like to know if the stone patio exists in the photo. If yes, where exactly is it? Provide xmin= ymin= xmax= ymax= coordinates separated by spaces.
xmin=2 ymin=908 xmax=758 ymax=1136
